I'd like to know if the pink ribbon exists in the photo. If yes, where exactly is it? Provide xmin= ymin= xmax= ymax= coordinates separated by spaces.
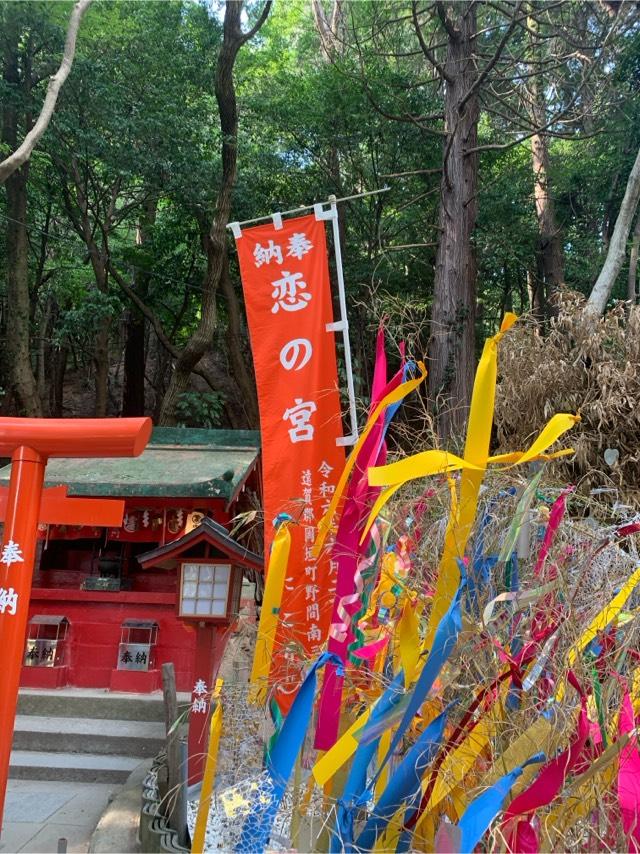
xmin=618 ymin=688 xmax=640 ymax=851
xmin=534 ymin=487 xmax=573 ymax=578
xmin=350 ymin=634 xmax=390 ymax=660
xmin=330 ymin=523 xmax=381 ymax=643
xmin=502 ymin=673 xmax=590 ymax=853
xmin=314 ymin=328 xmax=406 ymax=749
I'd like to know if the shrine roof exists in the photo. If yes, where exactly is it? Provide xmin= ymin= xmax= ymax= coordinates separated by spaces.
xmin=137 ymin=516 xmax=263 ymax=571
xmin=0 ymin=427 xmax=260 ymax=502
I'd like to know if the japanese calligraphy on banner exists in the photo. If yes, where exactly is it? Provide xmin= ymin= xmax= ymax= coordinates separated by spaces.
xmin=234 ymin=213 xmax=345 ymax=708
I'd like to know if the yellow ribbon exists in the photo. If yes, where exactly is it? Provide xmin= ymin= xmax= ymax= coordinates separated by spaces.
xmin=398 ymin=598 xmax=420 ymax=687
xmin=556 ymin=565 xmax=640 ymax=702
xmin=191 ymin=680 xmax=223 ymax=854
xmin=478 ymin=713 xmax=555 ymax=798
xmin=425 ymin=313 xmax=516 ymax=645
xmin=366 ymin=412 xmax=578 ymax=649
xmin=363 ymin=415 xmax=578 ymax=544
xmin=313 ymin=362 xmax=427 ymax=557
xmin=313 ymin=705 xmax=374 ymax=786
xmin=417 ymin=711 xmax=496 ymax=827
xmin=248 ymin=522 xmax=291 ymax=704
xmin=375 ymin=729 xmax=392 ymax=801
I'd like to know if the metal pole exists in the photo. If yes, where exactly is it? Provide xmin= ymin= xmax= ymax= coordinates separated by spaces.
xmin=227 ymin=186 xmax=390 ymax=232
xmin=327 ymin=199 xmax=358 ymax=447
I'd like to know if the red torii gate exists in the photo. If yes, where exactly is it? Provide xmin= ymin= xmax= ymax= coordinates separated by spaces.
xmin=0 ymin=417 xmax=152 ymax=829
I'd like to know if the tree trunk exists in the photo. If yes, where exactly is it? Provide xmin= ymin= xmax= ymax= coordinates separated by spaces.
xmin=585 ymin=144 xmax=640 ymax=317
xmin=530 ymin=132 xmax=564 ymax=307
xmin=50 ymin=343 xmax=68 ymax=417
xmin=628 ymin=211 xmax=640 ymax=304
xmin=428 ymin=2 xmax=479 ymax=440
xmin=0 ymin=0 xmax=92 ymax=185
xmin=528 ymin=13 xmax=564 ymax=311
xmin=60 ymin=163 xmax=118 ymax=416
xmin=36 ymin=296 xmax=53 ymax=411
xmin=2 ymin=26 xmax=42 ymax=417
xmin=122 ymin=305 xmax=146 ymax=416
xmin=122 ymin=199 xmax=157 ymax=416
xmin=221 ymin=259 xmax=259 ymax=428
xmin=93 ymin=318 xmax=111 ymax=417
xmin=159 ymin=0 xmax=271 ymax=425
xmin=5 ymin=167 xmax=43 ymax=416
xmin=527 ymin=265 xmax=546 ymax=322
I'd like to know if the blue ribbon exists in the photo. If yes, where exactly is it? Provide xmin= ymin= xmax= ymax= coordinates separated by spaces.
xmin=355 ymin=704 xmax=453 ymax=851
xmin=331 ymin=673 xmax=405 ymax=853
xmin=456 ymin=752 xmax=545 ymax=853
xmin=375 ymin=572 xmax=464 ymax=785
xmin=237 ymin=651 xmax=342 ymax=853
xmin=465 ymin=554 xmax=498 ymax=618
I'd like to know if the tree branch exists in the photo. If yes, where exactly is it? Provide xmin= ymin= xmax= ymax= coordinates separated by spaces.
xmin=239 ymin=0 xmax=272 ymax=46
xmin=435 ymin=1 xmax=458 ymax=42
xmin=0 ymin=0 xmax=92 ymax=184
xmin=108 ymin=261 xmax=220 ymax=392
xmin=585 ymin=144 xmax=640 ymax=317
xmin=412 ymin=2 xmax=452 ymax=82
xmin=460 ymin=2 xmax=523 ymax=111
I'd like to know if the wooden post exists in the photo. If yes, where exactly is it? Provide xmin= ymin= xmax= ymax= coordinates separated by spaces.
xmin=0 ymin=414 xmax=151 ymax=829
xmin=162 ymin=662 xmax=187 ymax=846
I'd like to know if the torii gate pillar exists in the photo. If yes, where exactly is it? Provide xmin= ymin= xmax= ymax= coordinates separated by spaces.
xmin=0 ymin=417 xmax=151 ymax=831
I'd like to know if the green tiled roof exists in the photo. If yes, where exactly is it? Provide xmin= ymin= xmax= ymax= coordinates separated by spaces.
xmin=0 ymin=427 xmax=260 ymax=501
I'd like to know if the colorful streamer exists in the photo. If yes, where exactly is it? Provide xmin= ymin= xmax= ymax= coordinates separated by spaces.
xmin=355 ymin=705 xmax=451 ymax=851
xmin=456 ymin=753 xmax=545 ymax=854
xmin=238 ymin=652 xmax=341 ymax=852
xmin=191 ymin=681 xmax=223 ymax=854
xmin=248 ymin=517 xmax=291 ymax=704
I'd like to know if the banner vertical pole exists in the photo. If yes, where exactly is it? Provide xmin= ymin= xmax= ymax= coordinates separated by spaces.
xmin=316 ymin=198 xmax=359 ymax=447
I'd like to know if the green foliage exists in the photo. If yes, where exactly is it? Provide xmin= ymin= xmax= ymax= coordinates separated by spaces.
xmin=175 ymin=390 xmax=225 ymax=429
xmin=1 ymin=0 xmax=639 ymax=421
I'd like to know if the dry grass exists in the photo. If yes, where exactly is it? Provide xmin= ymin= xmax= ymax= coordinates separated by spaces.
xmin=495 ymin=290 xmax=640 ymax=504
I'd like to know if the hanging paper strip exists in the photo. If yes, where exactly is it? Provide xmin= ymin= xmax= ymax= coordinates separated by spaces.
xmin=375 ymin=572 xmax=465 ymax=782
xmin=331 ymin=672 xmax=406 ymax=853
xmin=313 ymin=361 xmax=427 ymax=557
xmin=556 ymin=565 xmax=640 ymax=701
xmin=355 ymin=705 xmax=451 ymax=851
xmin=502 ymin=680 xmax=590 ymax=853
xmin=237 ymin=651 xmax=341 ymax=853
xmin=455 ymin=753 xmax=545 ymax=854
xmin=234 ymin=214 xmax=345 ymax=709
xmin=316 ymin=356 xmax=421 ymax=749
xmin=617 ymin=688 xmax=640 ymax=850
xmin=533 ymin=487 xmax=572 ymax=578
xmin=248 ymin=519 xmax=291 ymax=705
xmin=191 ymin=689 xmax=223 ymax=854
xmin=364 ymin=413 xmax=578 ymax=544
xmin=313 ymin=574 xmax=464 ymax=790
xmin=424 ymin=312 xmax=517 ymax=649
xmin=542 ymin=736 xmax=626 ymax=848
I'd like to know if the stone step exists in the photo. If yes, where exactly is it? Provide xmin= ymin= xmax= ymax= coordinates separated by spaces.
xmin=17 ymin=687 xmax=190 ymax=722
xmin=9 ymin=750 xmax=141 ymax=784
xmin=12 ymin=715 xmax=166 ymax=758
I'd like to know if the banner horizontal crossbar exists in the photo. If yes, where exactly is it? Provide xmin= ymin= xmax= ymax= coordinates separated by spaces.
xmin=227 ymin=186 xmax=390 ymax=232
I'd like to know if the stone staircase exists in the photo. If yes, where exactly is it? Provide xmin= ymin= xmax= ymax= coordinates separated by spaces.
xmin=10 ymin=689 xmax=169 ymax=784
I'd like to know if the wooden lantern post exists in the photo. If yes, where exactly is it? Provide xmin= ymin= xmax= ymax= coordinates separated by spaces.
xmin=0 ymin=416 xmax=152 ymax=829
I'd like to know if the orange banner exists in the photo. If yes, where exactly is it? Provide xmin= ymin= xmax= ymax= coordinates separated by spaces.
xmin=234 ymin=213 xmax=345 ymax=707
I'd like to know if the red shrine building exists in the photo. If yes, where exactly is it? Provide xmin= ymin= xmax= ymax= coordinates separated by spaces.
xmin=0 ymin=428 xmax=262 ymax=694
